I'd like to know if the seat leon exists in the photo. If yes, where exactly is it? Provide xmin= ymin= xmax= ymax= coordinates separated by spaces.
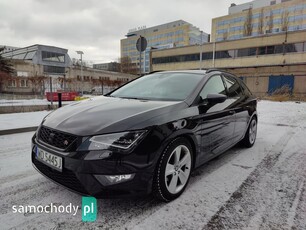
xmin=31 ymin=70 xmax=257 ymax=201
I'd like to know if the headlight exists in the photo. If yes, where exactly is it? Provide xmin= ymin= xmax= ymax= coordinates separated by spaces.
xmin=78 ymin=130 xmax=147 ymax=151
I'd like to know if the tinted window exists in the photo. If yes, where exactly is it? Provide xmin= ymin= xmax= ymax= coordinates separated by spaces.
xmin=199 ymin=75 xmax=226 ymax=101
xmin=237 ymin=48 xmax=257 ymax=57
xmin=258 ymin=47 xmax=266 ymax=55
xmin=110 ymin=72 xmax=203 ymax=101
xmin=274 ymin=45 xmax=284 ymax=54
xmin=42 ymin=51 xmax=65 ymax=63
xmin=223 ymin=75 xmax=243 ymax=98
xmin=267 ymin=46 xmax=275 ymax=54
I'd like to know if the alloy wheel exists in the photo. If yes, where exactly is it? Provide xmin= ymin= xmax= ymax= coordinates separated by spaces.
xmin=165 ymin=145 xmax=191 ymax=194
xmin=249 ymin=119 xmax=257 ymax=145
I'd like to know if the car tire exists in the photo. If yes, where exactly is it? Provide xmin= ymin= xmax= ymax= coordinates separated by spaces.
xmin=242 ymin=116 xmax=257 ymax=148
xmin=153 ymin=137 xmax=193 ymax=202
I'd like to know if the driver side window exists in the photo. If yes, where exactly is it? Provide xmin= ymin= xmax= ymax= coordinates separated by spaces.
xmin=199 ymin=75 xmax=226 ymax=102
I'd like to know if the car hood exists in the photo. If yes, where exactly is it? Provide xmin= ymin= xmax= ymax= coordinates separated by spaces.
xmin=42 ymin=96 xmax=186 ymax=136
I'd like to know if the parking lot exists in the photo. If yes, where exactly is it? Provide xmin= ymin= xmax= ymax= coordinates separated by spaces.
xmin=0 ymin=100 xmax=305 ymax=230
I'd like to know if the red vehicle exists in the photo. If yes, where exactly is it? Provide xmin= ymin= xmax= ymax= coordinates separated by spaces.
xmin=46 ymin=92 xmax=79 ymax=101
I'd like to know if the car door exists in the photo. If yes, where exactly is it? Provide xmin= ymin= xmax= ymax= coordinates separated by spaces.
xmin=196 ymin=74 xmax=236 ymax=164
xmin=222 ymin=74 xmax=249 ymax=143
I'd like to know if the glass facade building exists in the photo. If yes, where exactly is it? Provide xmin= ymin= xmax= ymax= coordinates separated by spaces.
xmin=1 ymin=44 xmax=71 ymax=75
xmin=212 ymin=0 xmax=306 ymax=42
xmin=121 ymin=20 xmax=209 ymax=73
xmin=152 ymin=42 xmax=306 ymax=64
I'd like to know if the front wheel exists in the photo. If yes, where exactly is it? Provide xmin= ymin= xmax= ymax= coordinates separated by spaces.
xmin=153 ymin=137 xmax=193 ymax=202
xmin=242 ymin=117 xmax=257 ymax=148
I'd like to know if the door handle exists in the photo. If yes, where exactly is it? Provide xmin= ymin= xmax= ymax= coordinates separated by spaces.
xmin=229 ymin=110 xmax=235 ymax=115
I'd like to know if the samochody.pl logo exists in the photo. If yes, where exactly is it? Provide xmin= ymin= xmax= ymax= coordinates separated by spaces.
xmin=12 ymin=203 xmax=79 ymax=216
xmin=12 ymin=196 xmax=97 ymax=222
xmin=82 ymin=196 xmax=97 ymax=222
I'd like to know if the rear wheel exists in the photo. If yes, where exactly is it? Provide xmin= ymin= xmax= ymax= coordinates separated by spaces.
xmin=153 ymin=137 xmax=193 ymax=202
xmin=242 ymin=117 xmax=257 ymax=148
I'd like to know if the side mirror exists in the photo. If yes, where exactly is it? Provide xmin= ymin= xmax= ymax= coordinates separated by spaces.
xmin=206 ymin=93 xmax=227 ymax=104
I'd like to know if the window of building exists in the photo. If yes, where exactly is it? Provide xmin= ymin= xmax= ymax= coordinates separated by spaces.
xmin=275 ymin=45 xmax=284 ymax=54
xmin=281 ymin=0 xmax=291 ymax=2
xmin=20 ymin=79 xmax=29 ymax=87
xmin=285 ymin=43 xmax=304 ymax=53
xmin=266 ymin=46 xmax=275 ymax=54
xmin=152 ymin=42 xmax=306 ymax=65
xmin=24 ymin=51 xmax=36 ymax=60
xmin=228 ymin=50 xmax=237 ymax=58
xmin=258 ymin=47 xmax=267 ymax=55
xmin=270 ymin=1 xmax=276 ymax=5
xmin=99 ymin=77 xmax=110 ymax=81
xmin=202 ymin=52 xmax=213 ymax=60
xmin=43 ymin=65 xmax=65 ymax=74
xmin=237 ymin=48 xmax=257 ymax=57
xmin=8 ymin=79 xmax=17 ymax=87
xmin=216 ymin=51 xmax=232 ymax=59
xmin=42 ymin=51 xmax=65 ymax=63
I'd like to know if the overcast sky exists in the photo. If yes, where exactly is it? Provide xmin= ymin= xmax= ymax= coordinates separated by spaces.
xmin=0 ymin=0 xmax=248 ymax=63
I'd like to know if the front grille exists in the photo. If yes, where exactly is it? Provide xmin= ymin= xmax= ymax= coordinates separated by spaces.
xmin=33 ymin=157 xmax=88 ymax=194
xmin=38 ymin=126 xmax=77 ymax=150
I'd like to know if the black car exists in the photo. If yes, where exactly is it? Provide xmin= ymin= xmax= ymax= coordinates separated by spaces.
xmin=31 ymin=70 xmax=257 ymax=201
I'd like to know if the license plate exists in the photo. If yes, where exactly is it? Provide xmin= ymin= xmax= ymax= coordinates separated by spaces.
xmin=36 ymin=147 xmax=63 ymax=171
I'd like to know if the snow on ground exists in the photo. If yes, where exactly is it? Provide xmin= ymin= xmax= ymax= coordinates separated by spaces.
xmin=0 ymin=100 xmax=305 ymax=229
xmin=0 ymin=111 xmax=50 ymax=130
xmin=0 ymin=95 xmax=96 ymax=107
xmin=0 ymin=99 xmax=51 ymax=107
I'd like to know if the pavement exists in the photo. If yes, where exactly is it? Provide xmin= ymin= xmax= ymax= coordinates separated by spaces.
xmin=0 ymin=110 xmax=50 ymax=135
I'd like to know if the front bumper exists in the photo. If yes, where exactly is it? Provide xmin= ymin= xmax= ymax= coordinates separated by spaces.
xmin=31 ymin=139 xmax=156 ymax=198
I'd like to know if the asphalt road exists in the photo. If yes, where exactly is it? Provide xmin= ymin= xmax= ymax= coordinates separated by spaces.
xmin=0 ymin=101 xmax=305 ymax=230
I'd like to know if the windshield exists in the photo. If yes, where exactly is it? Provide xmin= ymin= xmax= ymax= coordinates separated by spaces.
xmin=109 ymin=72 xmax=203 ymax=101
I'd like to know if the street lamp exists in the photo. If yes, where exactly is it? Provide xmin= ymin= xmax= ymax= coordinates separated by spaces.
xmin=76 ymin=50 xmax=84 ymax=95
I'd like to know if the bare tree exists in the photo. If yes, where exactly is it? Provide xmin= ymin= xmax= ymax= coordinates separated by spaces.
xmin=258 ymin=8 xmax=264 ymax=35
xmin=0 ymin=72 xmax=11 ymax=93
xmin=28 ymin=75 xmax=47 ymax=95
xmin=244 ymin=8 xmax=253 ymax=36
xmin=119 ymin=56 xmax=138 ymax=74
xmin=0 ymin=47 xmax=15 ymax=92
xmin=281 ymin=10 xmax=289 ymax=32
xmin=266 ymin=10 xmax=274 ymax=33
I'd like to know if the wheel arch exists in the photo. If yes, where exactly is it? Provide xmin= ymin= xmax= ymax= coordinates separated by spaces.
xmin=178 ymin=134 xmax=197 ymax=169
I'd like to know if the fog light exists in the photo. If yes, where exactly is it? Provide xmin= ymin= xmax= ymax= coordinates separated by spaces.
xmin=94 ymin=174 xmax=135 ymax=186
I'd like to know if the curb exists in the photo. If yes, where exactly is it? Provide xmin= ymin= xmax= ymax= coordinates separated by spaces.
xmin=0 ymin=126 xmax=38 ymax=136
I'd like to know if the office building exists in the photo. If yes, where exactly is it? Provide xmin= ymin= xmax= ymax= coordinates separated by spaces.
xmin=212 ymin=0 xmax=306 ymax=42
xmin=93 ymin=62 xmax=120 ymax=72
xmin=1 ymin=44 xmax=136 ymax=95
xmin=121 ymin=20 xmax=209 ymax=73
xmin=151 ymin=30 xmax=306 ymax=96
